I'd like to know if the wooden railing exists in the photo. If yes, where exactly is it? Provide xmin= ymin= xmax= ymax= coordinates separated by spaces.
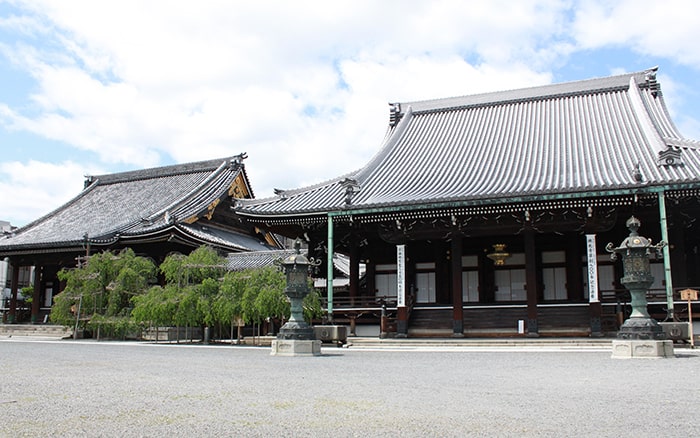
xmin=320 ymin=295 xmax=398 ymax=310
xmin=321 ymin=294 xmax=415 ymax=336
xmin=600 ymin=287 xmax=700 ymax=305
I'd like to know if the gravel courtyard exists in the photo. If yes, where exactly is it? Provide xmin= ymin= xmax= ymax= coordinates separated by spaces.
xmin=1 ymin=339 xmax=698 ymax=437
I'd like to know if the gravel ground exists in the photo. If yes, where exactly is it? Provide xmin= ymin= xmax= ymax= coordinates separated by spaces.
xmin=1 ymin=339 xmax=698 ymax=437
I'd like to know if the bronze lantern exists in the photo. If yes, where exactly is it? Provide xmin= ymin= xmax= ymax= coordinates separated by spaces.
xmin=277 ymin=239 xmax=318 ymax=340
xmin=605 ymin=216 xmax=667 ymax=340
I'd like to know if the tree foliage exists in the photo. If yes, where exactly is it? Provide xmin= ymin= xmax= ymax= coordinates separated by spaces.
xmin=240 ymin=266 xmax=288 ymax=324
xmin=50 ymin=244 xmax=325 ymax=341
xmin=50 ymin=248 xmax=157 ymax=328
xmin=303 ymin=288 xmax=324 ymax=322
xmin=131 ymin=285 xmax=179 ymax=327
xmin=159 ymin=246 xmax=227 ymax=286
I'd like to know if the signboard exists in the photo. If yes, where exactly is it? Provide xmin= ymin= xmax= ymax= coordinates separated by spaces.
xmin=680 ymin=288 xmax=698 ymax=301
xmin=680 ymin=289 xmax=697 ymax=348
xmin=396 ymin=244 xmax=406 ymax=307
xmin=586 ymin=234 xmax=599 ymax=303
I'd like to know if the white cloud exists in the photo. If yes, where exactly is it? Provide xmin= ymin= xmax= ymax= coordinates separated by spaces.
xmin=660 ymin=74 xmax=700 ymax=140
xmin=1 ymin=2 xmax=568 ymax=188
xmin=572 ymin=0 xmax=700 ymax=68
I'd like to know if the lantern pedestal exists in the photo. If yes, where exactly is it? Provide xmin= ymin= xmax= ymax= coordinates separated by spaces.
xmin=611 ymin=339 xmax=674 ymax=358
xmin=271 ymin=320 xmax=321 ymax=356
xmin=612 ymin=312 xmax=672 ymax=359
xmin=271 ymin=338 xmax=321 ymax=356
xmin=617 ymin=315 xmax=666 ymax=340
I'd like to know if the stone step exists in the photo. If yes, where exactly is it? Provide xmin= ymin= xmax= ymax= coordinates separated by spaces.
xmin=345 ymin=336 xmax=615 ymax=348
xmin=0 ymin=324 xmax=72 ymax=338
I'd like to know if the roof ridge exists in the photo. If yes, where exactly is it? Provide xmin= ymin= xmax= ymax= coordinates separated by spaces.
xmin=665 ymin=137 xmax=700 ymax=149
xmin=230 ymin=249 xmax=295 ymax=256
xmin=86 ymin=156 xmax=242 ymax=185
xmin=401 ymin=68 xmax=655 ymax=114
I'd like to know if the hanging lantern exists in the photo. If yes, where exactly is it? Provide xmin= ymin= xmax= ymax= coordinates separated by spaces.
xmin=487 ymin=243 xmax=511 ymax=266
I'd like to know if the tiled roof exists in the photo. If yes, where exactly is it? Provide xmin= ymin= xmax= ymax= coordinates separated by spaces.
xmin=236 ymin=68 xmax=700 ymax=218
xmin=0 ymin=155 xmax=268 ymax=254
xmin=226 ymin=249 xmax=363 ymax=278
xmin=178 ymin=223 xmax=275 ymax=252
xmin=226 ymin=249 xmax=296 ymax=271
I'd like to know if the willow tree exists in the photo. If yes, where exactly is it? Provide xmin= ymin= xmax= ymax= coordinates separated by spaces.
xmin=213 ymin=271 xmax=246 ymax=342
xmin=50 ymin=248 xmax=157 ymax=335
xmin=135 ymin=246 xmax=228 ymax=341
xmin=131 ymin=284 xmax=179 ymax=340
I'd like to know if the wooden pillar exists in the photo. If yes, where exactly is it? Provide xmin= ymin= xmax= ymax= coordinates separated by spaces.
xmin=451 ymin=236 xmax=464 ymax=336
xmin=31 ymin=266 xmax=43 ymax=324
xmin=366 ymin=262 xmax=376 ymax=298
xmin=8 ymin=263 xmax=19 ymax=324
xmin=524 ymin=230 xmax=539 ymax=337
xmin=396 ymin=307 xmax=408 ymax=337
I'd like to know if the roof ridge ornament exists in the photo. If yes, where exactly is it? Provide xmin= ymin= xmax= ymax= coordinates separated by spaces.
xmin=230 ymin=152 xmax=248 ymax=169
xmin=658 ymin=146 xmax=683 ymax=167
xmin=340 ymin=178 xmax=360 ymax=206
xmin=389 ymin=102 xmax=402 ymax=126
xmin=274 ymin=188 xmax=288 ymax=200
xmin=632 ymin=162 xmax=643 ymax=182
xmin=644 ymin=66 xmax=660 ymax=98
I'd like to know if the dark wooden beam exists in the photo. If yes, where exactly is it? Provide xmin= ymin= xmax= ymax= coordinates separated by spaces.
xmin=524 ymin=230 xmax=539 ymax=337
xmin=451 ymin=236 xmax=464 ymax=336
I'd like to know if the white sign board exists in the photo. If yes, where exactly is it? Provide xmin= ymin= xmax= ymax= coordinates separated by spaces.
xmin=396 ymin=244 xmax=406 ymax=307
xmin=586 ymin=234 xmax=599 ymax=303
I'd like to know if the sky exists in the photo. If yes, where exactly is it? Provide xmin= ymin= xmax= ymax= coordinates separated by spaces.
xmin=1 ymin=0 xmax=700 ymax=228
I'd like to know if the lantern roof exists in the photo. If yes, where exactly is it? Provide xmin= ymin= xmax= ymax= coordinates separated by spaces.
xmin=282 ymin=239 xmax=311 ymax=266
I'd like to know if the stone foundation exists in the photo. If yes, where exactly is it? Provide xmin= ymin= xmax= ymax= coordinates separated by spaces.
xmin=270 ymin=339 xmax=322 ymax=356
xmin=611 ymin=340 xmax=674 ymax=359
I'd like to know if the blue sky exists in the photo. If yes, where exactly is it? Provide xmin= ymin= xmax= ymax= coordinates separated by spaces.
xmin=1 ymin=0 xmax=700 ymax=227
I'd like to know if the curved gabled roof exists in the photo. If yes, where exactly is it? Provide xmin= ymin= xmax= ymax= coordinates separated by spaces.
xmin=0 ymin=154 xmax=270 ymax=254
xmin=236 ymin=68 xmax=700 ymax=219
